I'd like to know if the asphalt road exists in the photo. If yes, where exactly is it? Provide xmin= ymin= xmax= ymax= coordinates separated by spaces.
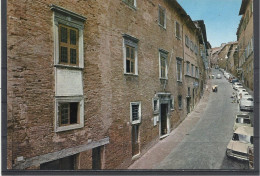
xmin=156 ymin=69 xmax=250 ymax=170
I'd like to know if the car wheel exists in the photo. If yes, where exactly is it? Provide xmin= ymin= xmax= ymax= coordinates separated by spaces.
xmin=226 ymin=150 xmax=231 ymax=158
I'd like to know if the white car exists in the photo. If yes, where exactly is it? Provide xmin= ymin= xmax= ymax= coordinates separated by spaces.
xmin=237 ymin=91 xmax=249 ymax=103
xmin=240 ymin=97 xmax=254 ymax=111
xmin=226 ymin=126 xmax=253 ymax=160
xmin=233 ymin=82 xmax=242 ymax=89
xmin=234 ymin=85 xmax=243 ymax=91
xmin=233 ymin=114 xmax=251 ymax=131
xmin=216 ymin=74 xmax=222 ymax=79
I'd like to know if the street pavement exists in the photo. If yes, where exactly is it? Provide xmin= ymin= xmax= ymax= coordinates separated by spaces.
xmin=129 ymin=69 xmax=252 ymax=170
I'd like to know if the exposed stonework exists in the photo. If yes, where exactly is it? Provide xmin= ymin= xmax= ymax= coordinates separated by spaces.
xmin=7 ymin=0 xmax=209 ymax=170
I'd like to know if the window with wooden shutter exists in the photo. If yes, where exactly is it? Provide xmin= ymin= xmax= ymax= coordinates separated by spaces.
xmin=158 ymin=5 xmax=166 ymax=28
xmin=59 ymin=102 xmax=79 ymax=126
xmin=123 ymin=34 xmax=139 ymax=75
xmin=59 ymin=24 xmax=79 ymax=66
xmin=177 ymin=58 xmax=182 ymax=81
xmin=185 ymin=35 xmax=189 ymax=48
xmin=159 ymin=49 xmax=168 ymax=79
xmin=175 ymin=21 xmax=181 ymax=39
xmin=126 ymin=45 xmax=135 ymax=74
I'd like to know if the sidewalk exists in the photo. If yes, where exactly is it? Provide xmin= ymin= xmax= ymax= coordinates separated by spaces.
xmin=128 ymin=80 xmax=212 ymax=169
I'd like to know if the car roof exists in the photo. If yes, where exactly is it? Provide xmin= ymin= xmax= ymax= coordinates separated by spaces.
xmin=243 ymin=95 xmax=253 ymax=98
xmin=234 ymin=126 xmax=253 ymax=136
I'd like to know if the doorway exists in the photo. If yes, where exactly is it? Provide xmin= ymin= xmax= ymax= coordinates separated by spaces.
xmin=160 ymin=103 xmax=168 ymax=136
xmin=40 ymin=155 xmax=76 ymax=170
xmin=92 ymin=147 xmax=101 ymax=169
xmin=187 ymin=98 xmax=190 ymax=114
xmin=132 ymin=124 xmax=140 ymax=157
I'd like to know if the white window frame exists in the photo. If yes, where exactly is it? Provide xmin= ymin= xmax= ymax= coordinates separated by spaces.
xmin=130 ymin=102 xmax=141 ymax=125
xmin=178 ymin=95 xmax=182 ymax=109
xmin=51 ymin=5 xmax=86 ymax=69
xmin=190 ymin=41 xmax=194 ymax=52
xmin=170 ymin=96 xmax=174 ymax=111
xmin=55 ymin=97 xmax=84 ymax=132
xmin=122 ymin=0 xmax=137 ymax=9
xmin=158 ymin=5 xmax=166 ymax=29
xmin=186 ymin=61 xmax=190 ymax=75
xmin=123 ymin=34 xmax=139 ymax=75
xmin=185 ymin=35 xmax=189 ymax=48
xmin=159 ymin=49 xmax=168 ymax=79
xmin=175 ymin=21 xmax=181 ymax=40
xmin=191 ymin=64 xmax=194 ymax=77
xmin=153 ymin=97 xmax=159 ymax=114
xmin=176 ymin=58 xmax=183 ymax=82
xmin=195 ymin=66 xmax=199 ymax=78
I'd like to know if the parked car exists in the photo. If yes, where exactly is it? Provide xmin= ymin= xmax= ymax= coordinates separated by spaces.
xmin=233 ymin=114 xmax=251 ymax=131
xmin=233 ymin=82 xmax=242 ymax=89
xmin=237 ymin=91 xmax=249 ymax=103
xmin=226 ymin=126 xmax=253 ymax=160
xmin=211 ymin=74 xmax=215 ymax=79
xmin=240 ymin=97 xmax=254 ymax=111
xmin=231 ymin=78 xmax=239 ymax=84
xmin=229 ymin=77 xmax=236 ymax=83
xmin=216 ymin=74 xmax=222 ymax=79
xmin=234 ymin=85 xmax=243 ymax=90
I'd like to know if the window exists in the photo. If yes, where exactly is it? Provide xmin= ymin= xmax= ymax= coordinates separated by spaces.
xmin=190 ymin=41 xmax=194 ymax=52
xmin=170 ymin=96 xmax=174 ymax=110
xmin=59 ymin=102 xmax=79 ymax=126
xmin=177 ymin=58 xmax=182 ymax=82
xmin=188 ymin=87 xmax=190 ymax=96
xmin=158 ymin=5 xmax=166 ymax=28
xmin=175 ymin=21 xmax=181 ymax=39
xmin=59 ymin=24 xmax=79 ymax=66
xmin=195 ymin=67 xmax=198 ymax=78
xmin=153 ymin=98 xmax=159 ymax=113
xmin=123 ymin=0 xmax=136 ymax=8
xmin=191 ymin=64 xmax=194 ymax=77
xmin=178 ymin=95 xmax=182 ymax=109
xmin=132 ymin=124 xmax=140 ymax=156
xmin=159 ymin=50 xmax=168 ymax=79
xmin=51 ymin=4 xmax=86 ymax=68
xmin=185 ymin=35 xmax=189 ymax=48
xmin=186 ymin=62 xmax=190 ymax=75
xmin=123 ymin=34 xmax=139 ymax=75
xmin=130 ymin=102 xmax=141 ymax=124
xmin=55 ymin=97 xmax=84 ymax=132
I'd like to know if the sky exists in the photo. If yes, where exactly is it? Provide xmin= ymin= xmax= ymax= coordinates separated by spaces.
xmin=177 ymin=0 xmax=242 ymax=48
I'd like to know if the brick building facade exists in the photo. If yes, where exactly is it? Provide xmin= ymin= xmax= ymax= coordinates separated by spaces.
xmin=7 ymin=0 xmax=209 ymax=170
xmin=236 ymin=0 xmax=254 ymax=90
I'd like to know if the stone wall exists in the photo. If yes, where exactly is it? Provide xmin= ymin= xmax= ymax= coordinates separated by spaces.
xmin=7 ymin=0 xmax=206 ymax=169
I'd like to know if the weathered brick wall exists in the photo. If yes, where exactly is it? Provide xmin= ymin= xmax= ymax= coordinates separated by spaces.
xmin=7 ymin=0 xmax=110 ymax=169
xmin=238 ymin=0 xmax=253 ymax=90
xmin=7 ymin=0 xmax=206 ymax=170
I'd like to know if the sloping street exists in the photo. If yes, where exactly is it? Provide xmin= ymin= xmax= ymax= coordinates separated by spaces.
xmin=130 ymin=69 xmax=252 ymax=170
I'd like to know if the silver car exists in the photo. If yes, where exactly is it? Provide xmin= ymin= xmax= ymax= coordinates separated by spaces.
xmin=240 ymin=97 xmax=254 ymax=111
xmin=216 ymin=74 xmax=222 ymax=79
xmin=233 ymin=114 xmax=251 ymax=131
xmin=226 ymin=126 xmax=253 ymax=160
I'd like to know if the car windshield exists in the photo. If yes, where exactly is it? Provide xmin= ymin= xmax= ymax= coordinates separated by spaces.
xmin=247 ymin=98 xmax=253 ymax=101
xmin=232 ymin=133 xmax=253 ymax=144
xmin=236 ymin=117 xmax=251 ymax=124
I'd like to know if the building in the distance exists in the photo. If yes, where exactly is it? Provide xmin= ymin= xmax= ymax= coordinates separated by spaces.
xmin=7 ymin=0 xmax=209 ymax=170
